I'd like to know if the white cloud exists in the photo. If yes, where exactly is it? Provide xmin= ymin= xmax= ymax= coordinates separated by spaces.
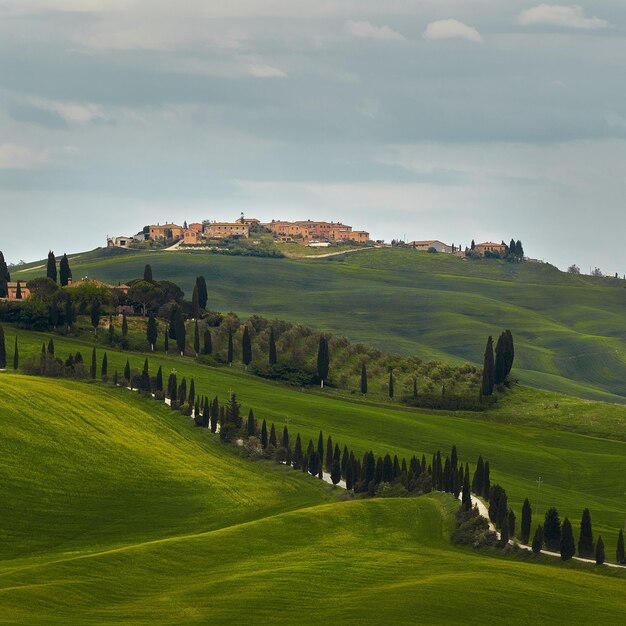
xmin=423 ymin=19 xmax=482 ymax=43
xmin=0 ymin=144 xmax=46 ymax=169
xmin=344 ymin=20 xmax=404 ymax=41
xmin=518 ymin=5 xmax=609 ymax=30
xmin=247 ymin=63 xmax=287 ymax=78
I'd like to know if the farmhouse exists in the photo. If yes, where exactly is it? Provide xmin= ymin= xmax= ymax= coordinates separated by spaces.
xmin=2 ymin=282 xmax=31 ymax=300
xmin=149 ymin=223 xmax=184 ymax=241
xmin=410 ymin=240 xmax=452 ymax=253
xmin=183 ymin=229 xmax=202 ymax=245
xmin=268 ymin=220 xmax=369 ymax=244
xmin=205 ymin=222 xmax=250 ymax=239
xmin=107 ymin=236 xmax=133 ymax=248
xmin=476 ymin=242 xmax=506 ymax=255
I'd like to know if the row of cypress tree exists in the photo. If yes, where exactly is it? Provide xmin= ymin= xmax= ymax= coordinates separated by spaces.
xmin=482 ymin=330 xmax=515 ymax=396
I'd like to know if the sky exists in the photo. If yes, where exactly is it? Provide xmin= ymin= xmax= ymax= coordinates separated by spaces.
xmin=1 ymin=1 xmax=626 ymax=273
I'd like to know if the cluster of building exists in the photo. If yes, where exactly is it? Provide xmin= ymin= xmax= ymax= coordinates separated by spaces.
xmin=409 ymin=240 xmax=507 ymax=257
xmin=108 ymin=217 xmax=370 ymax=249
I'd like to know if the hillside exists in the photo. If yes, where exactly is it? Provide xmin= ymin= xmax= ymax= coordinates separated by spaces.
xmin=1 ymin=373 xmax=625 ymax=623
xmin=13 ymin=246 xmax=626 ymax=402
xmin=4 ymin=325 xmax=626 ymax=552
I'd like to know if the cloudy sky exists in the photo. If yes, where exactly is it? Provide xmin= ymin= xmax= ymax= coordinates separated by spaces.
xmin=1 ymin=1 xmax=625 ymax=272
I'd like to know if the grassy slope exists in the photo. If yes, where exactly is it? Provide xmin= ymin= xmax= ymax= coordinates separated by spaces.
xmin=0 ymin=374 xmax=333 ymax=564
xmin=5 ymin=325 xmax=626 ymax=553
xmin=14 ymin=246 xmax=626 ymax=402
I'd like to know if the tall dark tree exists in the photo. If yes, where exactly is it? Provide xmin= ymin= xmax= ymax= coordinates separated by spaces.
xmin=47 ymin=338 xmax=55 ymax=355
xmin=325 ymin=435 xmax=333 ymax=473
xmin=521 ymin=498 xmax=532 ymax=544
xmin=122 ymin=313 xmax=128 ymax=337
xmin=494 ymin=333 xmax=507 ymax=385
xmin=192 ymin=285 xmax=200 ymax=320
xmin=90 ymin=301 xmax=101 ymax=336
xmin=360 ymin=362 xmax=368 ymax=395
xmin=247 ymin=409 xmax=256 ymax=437
xmin=482 ymin=461 xmax=491 ymax=499
xmin=0 ymin=251 xmax=9 ymax=297
xmin=193 ymin=320 xmax=200 ymax=356
xmin=188 ymin=378 xmax=195 ymax=406
xmin=146 ymin=313 xmax=158 ymax=351
xmin=282 ymin=425 xmax=289 ymax=449
xmin=100 ymin=352 xmax=108 ymax=380
xmin=124 ymin=358 xmax=131 ymax=382
xmin=195 ymin=276 xmax=208 ymax=310
xmin=461 ymin=466 xmax=472 ymax=511
xmin=90 ymin=347 xmax=97 ymax=379
xmin=532 ymin=525 xmax=544 ymax=554
xmin=15 ymin=281 xmax=22 ymax=299
xmin=261 ymin=419 xmax=268 ymax=449
xmin=317 ymin=334 xmax=329 ymax=388
xmin=143 ymin=264 xmax=153 ymax=282
xmin=203 ymin=328 xmax=212 ymax=355
xmin=331 ymin=458 xmax=341 ymax=485
xmin=577 ymin=508 xmax=594 ymax=558
xmin=46 ymin=251 xmax=57 ymax=283
xmin=156 ymin=365 xmax=163 ymax=392
xmin=595 ymin=535 xmax=605 ymax=565
xmin=543 ymin=507 xmax=562 ymax=552
xmin=174 ymin=307 xmax=186 ymax=355
xmin=293 ymin=434 xmax=303 ymax=469
xmin=560 ymin=518 xmax=575 ymax=561
xmin=12 ymin=335 xmax=18 ymax=370
xmin=472 ymin=456 xmax=484 ymax=495
xmin=210 ymin=397 xmax=219 ymax=433
xmin=227 ymin=328 xmax=234 ymax=365
xmin=617 ymin=529 xmax=625 ymax=564
xmin=317 ymin=431 xmax=324 ymax=468
xmin=507 ymin=509 xmax=516 ymax=539
xmin=481 ymin=336 xmax=495 ymax=396
xmin=168 ymin=307 xmax=177 ymax=339
xmin=268 ymin=327 xmax=277 ymax=366
xmin=59 ymin=253 xmax=72 ymax=286
xmin=388 ymin=369 xmax=394 ymax=400
xmin=503 ymin=330 xmax=515 ymax=378
xmin=242 ymin=326 xmax=252 ymax=369
xmin=269 ymin=423 xmax=277 ymax=448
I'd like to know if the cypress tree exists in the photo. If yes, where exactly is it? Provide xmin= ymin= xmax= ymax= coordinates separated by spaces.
xmin=560 ymin=518 xmax=575 ymax=561
xmin=192 ymin=285 xmax=200 ymax=320
xmin=461 ymin=466 xmax=472 ymax=511
xmin=596 ymin=535 xmax=605 ymax=565
xmin=108 ymin=314 xmax=114 ymax=344
xmin=124 ymin=359 xmax=131 ymax=382
xmin=90 ymin=347 xmax=97 ymax=379
xmin=174 ymin=307 xmax=186 ymax=355
xmin=169 ymin=308 xmax=177 ymax=339
xmin=472 ymin=456 xmax=484 ymax=495
xmin=325 ymin=435 xmax=333 ymax=473
xmin=532 ymin=525 xmax=544 ymax=554
xmin=481 ymin=336 xmax=495 ymax=396
xmin=521 ymin=498 xmax=532 ymax=544
xmin=246 ymin=409 xmax=255 ymax=437
xmin=156 ymin=365 xmax=163 ymax=392
xmin=331 ymin=459 xmax=341 ymax=485
xmin=282 ymin=425 xmax=289 ymax=449
xmin=203 ymin=398 xmax=210 ymax=428
xmin=90 ymin=301 xmax=101 ymax=336
xmin=504 ymin=329 xmax=515 ymax=378
xmin=194 ymin=320 xmax=200 ymax=356
xmin=346 ymin=458 xmax=354 ymax=490
xmin=268 ymin=327 xmax=277 ymax=366
xmin=210 ymin=397 xmax=219 ymax=433
xmin=15 ymin=281 xmax=22 ymax=299
xmin=188 ymin=378 xmax=195 ymax=406
xmin=494 ymin=332 xmax=507 ymax=385
xmin=48 ymin=338 xmax=54 ymax=355
xmin=269 ymin=423 xmax=277 ymax=448
xmin=196 ymin=276 xmax=208 ymax=310
xmin=0 ymin=251 xmax=9 ymax=297
xmin=143 ymin=264 xmax=153 ymax=282
xmin=617 ymin=529 xmax=625 ymax=564
xmin=543 ymin=507 xmax=562 ymax=552
xmin=203 ymin=328 xmax=212 ymax=355
xmin=227 ymin=328 xmax=233 ymax=365
xmin=47 ymin=251 xmax=57 ymax=282
xmin=578 ymin=508 xmax=594 ymax=558
xmin=341 ymin=445 xmax=349 ymax=478
xmin=101 ymin=352 xmax=108 ymax=379
xmin=317 ymin=335 xmax=329 ymax=388
xmin=113 ymin=370 xmax=118 ymax=386
xmin=482 ymin=462 xmax=491 ymax=499
xmin=317 ymin=431 xmax=324 ymax=465
xmin=293 ymin=434 xmax=303 ymax=469
xmin=59 ymin=253 xmax=72 ymax=286
xmin=360 ymin=362 xmax=367 ymax=395
xmin=388 ymin=369 xmax=394 ymax=400
xmin=382 ymin=454 xmax=393 ymax=483
xmin=12 ymin=335 xmax=18 ymax=370
xmin=164 ymin=326 xmax=169 ymax=353
xmin=261 ymin=419 xmax=268 ymax=449
xmin=122 ymin=313 xmax=128 ymax=337
xmin=146 ymin=313 xmax=158 ymax=351
xmin=179 ymin=378 xmax=187 ymax=405
xmin=242 ymin=326 xmax=252 ymax=369
xmin=0 ymin=325 xmax=6 ymax=369
xmin=500 ymin=522 xmax=509 ymax=547
xmin=507 ymin=509 xmax=516 ymax=539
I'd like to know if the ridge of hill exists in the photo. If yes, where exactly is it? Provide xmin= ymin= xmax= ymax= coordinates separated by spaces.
xmin=13 ymin=246 xmax=626 ymax=402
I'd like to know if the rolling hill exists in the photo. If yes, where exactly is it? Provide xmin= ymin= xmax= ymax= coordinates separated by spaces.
xmin=0 ymin=373 xmax=625 ymax=623
xmin=12 ymin=246 xmax=626 ymax=402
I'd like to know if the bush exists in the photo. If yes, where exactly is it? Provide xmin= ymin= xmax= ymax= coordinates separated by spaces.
xmin=452 ymin=507 xmax=498 ymax=547
xmin=375 ymin=482 xmax=408 ymax=498
xmin=179 ymin=403 xmax=192 ymax=416
xmin=219 ymin=423 xmax=238 ymax=443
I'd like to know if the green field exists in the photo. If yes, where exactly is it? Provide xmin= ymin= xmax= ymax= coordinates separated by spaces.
xmin=4 ymin=323 xmax=626 ymax=554
xmin=13 ymin=246 xmax=626 ymax=402
xmin=1 ymin=373 xmax=625 ymax=623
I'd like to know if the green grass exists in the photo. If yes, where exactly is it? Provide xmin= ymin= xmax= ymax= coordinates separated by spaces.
xmin=4 ymin=323 xmax=626 ymax=555
xmin=13 ymin=246 xmax=626 ymax=402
